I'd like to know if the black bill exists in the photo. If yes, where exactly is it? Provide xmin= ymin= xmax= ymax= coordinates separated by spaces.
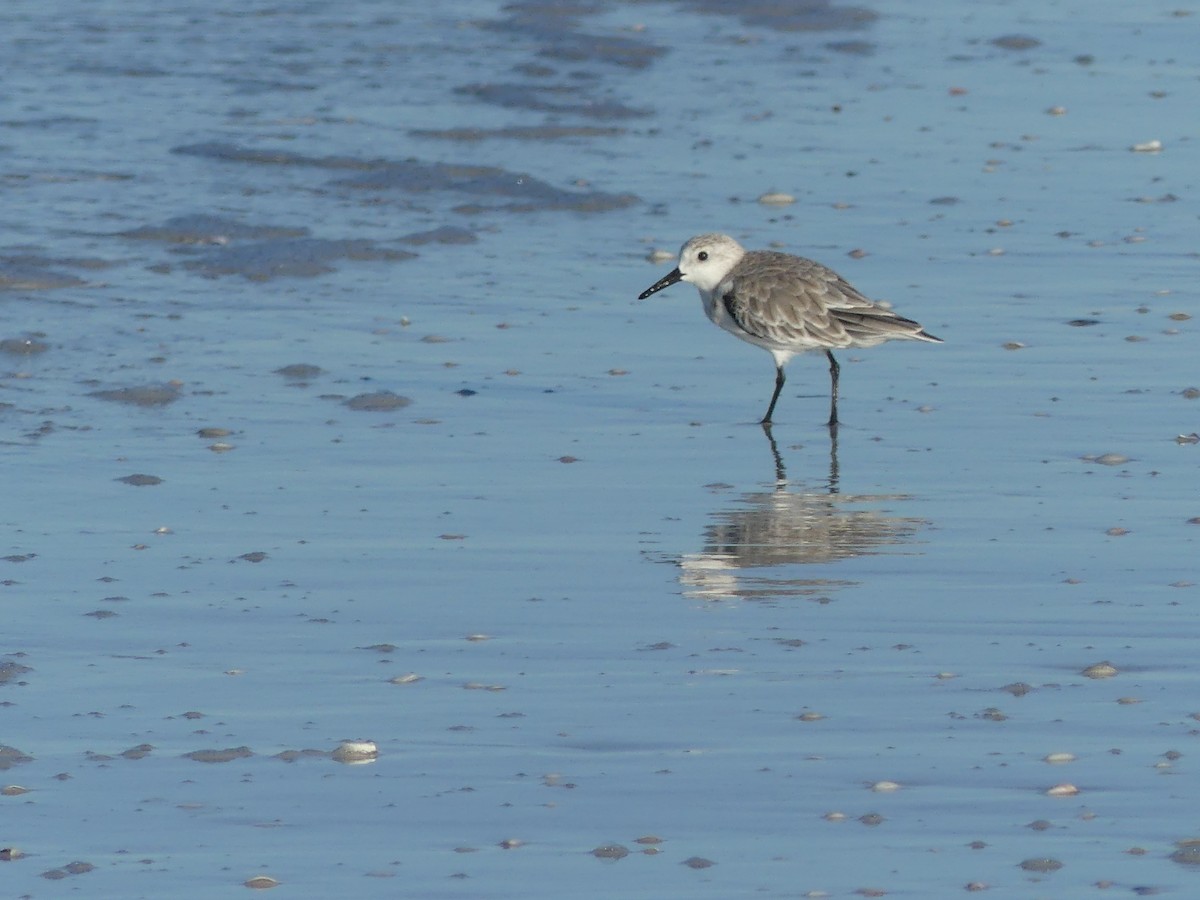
xmin=637 ymin=267 xmax=682 ymax=300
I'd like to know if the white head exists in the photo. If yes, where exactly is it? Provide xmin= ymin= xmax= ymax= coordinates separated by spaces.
xmin=638 ymin=233 xmax=746 ymax=299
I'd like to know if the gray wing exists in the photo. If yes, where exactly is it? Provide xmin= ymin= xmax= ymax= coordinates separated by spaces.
xmin=724 ymin=253 xmax=939 ymax=348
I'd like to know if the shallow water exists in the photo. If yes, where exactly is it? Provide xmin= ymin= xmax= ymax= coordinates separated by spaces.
xmin=3 ymin=0 xmax=1200 ymax=896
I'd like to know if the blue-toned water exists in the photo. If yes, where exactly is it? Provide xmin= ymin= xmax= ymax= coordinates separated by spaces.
xmin=3 ymin=1 xmax=1199 ymax=896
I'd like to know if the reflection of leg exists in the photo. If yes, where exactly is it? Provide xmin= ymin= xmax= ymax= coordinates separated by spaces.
xmin=827 ymin=420 xmax=840 ymax=494
xmin=762 ymin=365 xmax=785 ymax=424
xmin=825 ymin=351 xmax=840 ymax=428
xmin=760 ymin=421 xmax=786 ymax=484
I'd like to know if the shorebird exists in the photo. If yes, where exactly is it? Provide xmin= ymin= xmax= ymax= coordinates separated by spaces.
xmin=638 ymin=233 xmax=942 ymax=426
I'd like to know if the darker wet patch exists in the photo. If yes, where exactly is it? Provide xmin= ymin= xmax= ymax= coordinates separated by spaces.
xmin=336 ymin=157 xmax=637 ymax=213
xmin=344 ymin=391 xmax=412 ymax=412
xmin=0 ymin=255 xmax=90 ymax=291
xmin=410 ymin=125 xmax=625 ymax=141
xmin=454 ymin=82 xmax=650 ymax=119
xmin=273 ymin=748 xmax=330 ymax=763
xmin=0 ymin=745 xmax=33 ymax=770
xmin=684 ymin=0 xmax=877 ymax=31
xmin=89 ymin=384 xmax=180 ymax=406
xmin=400 ymin=226 xmax=477 ymax=246
xmin=122 ymin=213 xmax=417 ymax=279
xmin=0 ymin=335 xmax=50 ymax=355
xmin=827 ymin=39 xmax=875 ymax=55
xmin=118 ymin=214 xmax=309 ymax=244
xmin=116 ymin=474 xmax=163 ymax=486
xmin=0 ymin=661 xmax=32 ymax=685
xmin=592 ymin=844 xmax=630 ymax=860
xmin=1171 ymin=841 xmax=1200 ymax=866
xmin=183 ymin=746 xmax=254 ymax=763
xmin=181 ymin=237 xmax=416 ymax=280
xmin=41 ymin=861 xmax=95 ymax=880
xmin=275 ymin=363 xmax=324 ymax=380
xmin=173 ymin=142 xmax=638 ymax=213
xmin=991 ymin=34 xmax=1042 ymax=51
xmin=172 ymin=142 xmax=376 ymax=170
xmin=481 ymin=3 xmax=667 ymax=70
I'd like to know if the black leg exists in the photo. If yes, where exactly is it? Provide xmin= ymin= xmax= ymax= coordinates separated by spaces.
xmin=825 ymin=350 xmax=840 ymax=429
xmin=761 ymin=364 xmax=785 ymax=424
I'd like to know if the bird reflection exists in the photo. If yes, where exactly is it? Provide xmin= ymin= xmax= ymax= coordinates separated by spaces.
xmin=677 ymin=424 xmax=927 ymax=602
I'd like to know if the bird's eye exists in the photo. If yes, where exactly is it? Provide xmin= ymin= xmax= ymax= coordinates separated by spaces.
xmin=698 ymin=251 xmax=709 ymax=261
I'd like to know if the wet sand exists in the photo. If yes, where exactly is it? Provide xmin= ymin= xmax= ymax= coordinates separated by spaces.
xmin=3 ymin=0 xmax=1199 ymax=896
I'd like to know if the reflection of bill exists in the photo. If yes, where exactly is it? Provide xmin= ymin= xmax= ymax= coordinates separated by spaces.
xmin=675 ymin=426 xmax=928 ymax=602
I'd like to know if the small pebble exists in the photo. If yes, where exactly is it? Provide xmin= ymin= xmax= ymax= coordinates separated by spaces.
xmin=1046 ymin=783 xmax=1080 ymax=797
xmin=331 ymin=739 xmax=378 ymax=763
xmin=870 ymin=780 xmax=902 ymax=793
xmin=1044 ymin=752 xmax=1076 ymax=764
xmin=758 ymin=192 xmax=796 ymax=205
xmin=1131 ymin=139 xmax=1162 ymax=152
xmin=244 ymin=875 xmax=279 ymax=889
xmin=1082 ymin=661 xmax=1118 ymax=679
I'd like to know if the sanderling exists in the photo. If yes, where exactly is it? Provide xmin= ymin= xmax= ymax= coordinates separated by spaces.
xmin=638 ymin=233 xmax=942 ymax=426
